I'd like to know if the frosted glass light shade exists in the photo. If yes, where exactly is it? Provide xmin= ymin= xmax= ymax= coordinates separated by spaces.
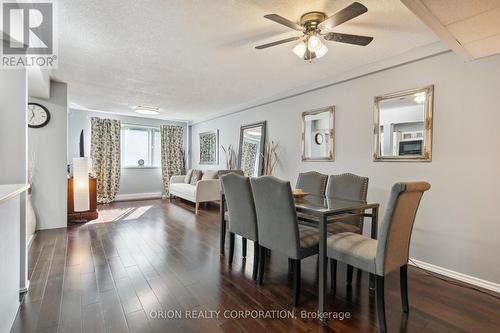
xmin=315 ymin=44 xmax=328 ymax=59
xmin=293 ymin=40 xmax=328 ymax=60
xmin=293 ymin=41 xmax=307 ymax=59
xmin=73 ymin=157 xmax=89 ymax=212
xmin=307 ymin=35 xmax=322 ymax=52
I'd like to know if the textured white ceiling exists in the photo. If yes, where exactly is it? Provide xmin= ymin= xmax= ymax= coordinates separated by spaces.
xmin=404 ymin=0 xmax=500 ymax=60
xmin=53 ymin=0 xmax=439 ymax=121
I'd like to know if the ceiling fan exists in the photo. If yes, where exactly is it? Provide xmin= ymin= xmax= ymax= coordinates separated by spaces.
xmin=255 ymin=2 xmax=373 ymax=61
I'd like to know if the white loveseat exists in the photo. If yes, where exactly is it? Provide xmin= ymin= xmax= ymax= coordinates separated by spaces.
xmin=169 ymin=171 xmax=221 ymax=214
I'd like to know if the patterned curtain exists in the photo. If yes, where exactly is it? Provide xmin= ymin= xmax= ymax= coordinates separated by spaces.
xmin=160 ymin=125 xmax=184 ymax=194
xmin=90 ymin=117 xmax=121 ymax=204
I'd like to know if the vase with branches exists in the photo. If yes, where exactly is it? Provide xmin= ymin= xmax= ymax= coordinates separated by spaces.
xmin=261 ymin=141 xmax=278 ymax=176
xmin=222 ymin=144 xmax=238 ymax=170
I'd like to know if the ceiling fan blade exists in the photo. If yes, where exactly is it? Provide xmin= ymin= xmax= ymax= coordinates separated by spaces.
xmin=255 ymin=36 xmax=301 ymax=49
xmin=318 ymin=2 xmax=368 ymax=31
xmin=264 ymin=14 xmax=304 ymax=31
xmin=323 ymin=32 xmax=373 ymax=46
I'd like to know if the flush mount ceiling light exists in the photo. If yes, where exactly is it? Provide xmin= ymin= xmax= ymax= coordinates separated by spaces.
xmin=135 ymin=106 xmax=160 ymax=115
xmin=255 ymin=2 xmax=373 ymax=62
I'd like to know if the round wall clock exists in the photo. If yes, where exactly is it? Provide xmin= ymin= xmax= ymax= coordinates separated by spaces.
xmin=28 ymin=103 xmax=51 ymax=128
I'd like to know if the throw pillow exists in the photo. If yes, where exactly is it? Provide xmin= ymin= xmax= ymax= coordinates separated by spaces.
xmin=184 ymin=169 xmax=193 ymax=183
xmin=190 ymin=170 xmax=203 ymax=185
xmin=202 ymin=170 xmax=218 ymax=180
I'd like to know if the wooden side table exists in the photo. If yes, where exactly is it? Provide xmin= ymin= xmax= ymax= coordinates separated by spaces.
xmin=67 ymin=177 xmax=98 ymax=223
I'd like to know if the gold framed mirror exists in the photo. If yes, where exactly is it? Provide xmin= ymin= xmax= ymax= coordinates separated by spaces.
xmin=373 ymin=85 xmax=434 ymax=162
xmin=302 ymin=106 xmax=335 ymax=161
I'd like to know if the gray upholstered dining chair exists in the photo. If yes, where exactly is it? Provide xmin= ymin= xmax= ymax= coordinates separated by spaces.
xmin=326 ymin=173 xmax=369 ymax=234
xmin=220 ymin=173 xmax=260 ymax=280
xmin=296 ymin=171 xmax=328 ymax=195
xmin=327 ymin=182 xmax=430 ymax=333
xmin=250 ymin=176 xmax=320 ymax=306
xmin=326 ymin=173 xmax=369 ymax=285
xmin=218 ymin=169 xmax=244 ymax=255
xmin=296 ymin=171 xmax=328 ymax=226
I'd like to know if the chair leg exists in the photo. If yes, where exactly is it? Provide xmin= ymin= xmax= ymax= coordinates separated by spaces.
xmin=228 ymin=232 xmax=235 ymax=265
xmin=376 ymin=276 xmax=387 ymax=333
xmin=252 ymin=242 xmax=259 ymax=280
xmin=293 ymin=259 xmax=301 ymax=307
xmin=288 ymin=258 xmax=293 ymax=271
xmin=400 ymin=265 xmax=409 ymax=313
xmin=346 ymin=265 xmax=353 ymax=285
xmin=220 ymin=218 xmax=226 ymax=255
xmin=195 ymin=202 xmax=199 ymax=215
xmin=258 ymin=246 xmax=266 ymax=284
xmin=242 ymin=238 xmax=247 ymax=258
xmin=330 ymin=259 xmax=337 ymax=291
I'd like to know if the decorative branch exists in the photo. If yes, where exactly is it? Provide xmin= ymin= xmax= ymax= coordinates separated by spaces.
xmin=261 ymin=141 xmax=278 ymax=176
xmin=222 ymin=144 xmax=238 ymax=170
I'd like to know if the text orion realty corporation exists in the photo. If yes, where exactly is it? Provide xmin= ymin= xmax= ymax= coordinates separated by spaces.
xmin=1 ymin=1 xmax=57 ymax=68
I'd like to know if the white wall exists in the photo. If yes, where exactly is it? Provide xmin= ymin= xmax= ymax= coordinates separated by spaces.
xmin=0 ymin=69 xmax=28 ymax=184
xmin=191 ymin=52 xmax=500 ymax=286
xmin=68 ymin=109 xmax=188 ymax=198
xmin=29 ymin=81 xmax=68 ymax=230
xmin=0 ymin=69 xmax=28 ymax=328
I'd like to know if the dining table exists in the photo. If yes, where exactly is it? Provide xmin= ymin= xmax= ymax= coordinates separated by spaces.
xmin=219 ymin=192 xmax=379 ymax=320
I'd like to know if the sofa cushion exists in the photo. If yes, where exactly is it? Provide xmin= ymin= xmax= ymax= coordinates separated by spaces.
xmin=190 ymin=170 xmax=203 ymax=185
xmin=170 ymin=183 xmax=196 ymax=198
xmin=202 ymin=170 xmax=218 ymax=180
xmin=184 ymin=169 xmax=193 ymax=183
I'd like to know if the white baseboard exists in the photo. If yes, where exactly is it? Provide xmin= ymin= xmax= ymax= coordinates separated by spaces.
xmin=409 ymin=258 xmax=500 ymax=294
xmin=114 ymin=192 xmax=163 ymax=202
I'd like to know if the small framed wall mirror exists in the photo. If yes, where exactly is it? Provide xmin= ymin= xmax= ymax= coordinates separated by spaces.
xmin=302 ymin=106 xmax=335 ymax=161
xmin=238 ymin=121 xmax=266 ymax=177
xmin=199 ymin=130 xmax=219 ymax=164
xmin=373 ymin=85 xmax=434 ymax=162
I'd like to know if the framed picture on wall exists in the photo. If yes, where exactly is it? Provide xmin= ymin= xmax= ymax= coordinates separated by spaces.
xmin=199 ymin=130 xmax=219 ymax=164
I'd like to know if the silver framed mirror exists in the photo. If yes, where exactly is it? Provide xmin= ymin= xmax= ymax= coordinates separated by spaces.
xmin=302 ymin=106 xmax=335 ymax=161
xmin=199 ymin=130 xmax=219 ymax=164
xmin=238 ymin=121 xmax=266 ymax=177
xmin=373 ymin=85 xmax=433 ymax=162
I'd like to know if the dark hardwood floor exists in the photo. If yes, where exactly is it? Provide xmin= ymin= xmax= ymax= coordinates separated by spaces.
xmin=11 ymin=199 xmax=500 ymax=333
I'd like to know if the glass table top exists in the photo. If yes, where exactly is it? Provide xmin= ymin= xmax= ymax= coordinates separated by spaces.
xmin=294 ymin=194 xmax=377 ymax=215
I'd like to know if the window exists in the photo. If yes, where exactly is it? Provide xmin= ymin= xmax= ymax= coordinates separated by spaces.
xmin=121 ymin=124 xmax=161 ymax=167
